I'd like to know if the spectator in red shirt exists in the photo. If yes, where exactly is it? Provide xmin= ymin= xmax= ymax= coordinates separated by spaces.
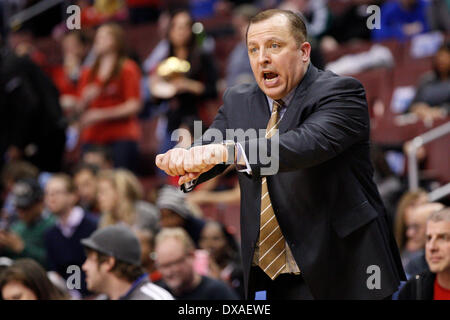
xmin=77 ymin=23 xmax=142 ymax=171
xmin=52 ymin=31 xmax=90 ymax=117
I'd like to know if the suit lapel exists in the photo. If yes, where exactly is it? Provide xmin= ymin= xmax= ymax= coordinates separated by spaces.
xmin=278 ymin=64 xmax=319 ymax=134
xmin=248 ymin=87 xmax=271 ymax=131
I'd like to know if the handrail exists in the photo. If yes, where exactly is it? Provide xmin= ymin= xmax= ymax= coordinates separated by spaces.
xmin=8 ymin=0 xmax=66 ymax=30
xmin=428 ymin=183 xmax=450 ymax=202
xmin=407 ymin=121 xmax=450 ymax=191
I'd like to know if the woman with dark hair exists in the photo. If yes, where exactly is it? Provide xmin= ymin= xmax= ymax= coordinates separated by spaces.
xmin=0 ymin=258 xmax=69 ymax=300
xmin=408 ymin=42 xmax=450 ymax=120
xmin=199 ymin=220 xmax=244 ymax=298
xmin=77 ymin=23 xmax=142 ymax=171
xmin=149 ymin=9 xmax=218 ymax=153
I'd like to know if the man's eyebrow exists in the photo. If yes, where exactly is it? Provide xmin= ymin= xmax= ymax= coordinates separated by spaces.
xmin=427 ymin=232 xmax=450 ymax=237
xmin=247 ymin=37 xmax=287 ymax=45
xmin=267 ymin=37 xmax=285 ymax=42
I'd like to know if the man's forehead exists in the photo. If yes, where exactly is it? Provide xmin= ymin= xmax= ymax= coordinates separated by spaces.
xmin=427 ymin=220 xmax=450 ymax=234
xmin=46 ymin=178 xmax=65 ymax=189
xmin=157 ymin=238 xmax=183 ymax=253
xmin=247 ymin=15 xmax=291 ymax=41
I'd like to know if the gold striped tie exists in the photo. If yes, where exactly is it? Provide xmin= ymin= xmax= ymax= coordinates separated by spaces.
xmin=258 ymin=100 xmax=286 ymax=280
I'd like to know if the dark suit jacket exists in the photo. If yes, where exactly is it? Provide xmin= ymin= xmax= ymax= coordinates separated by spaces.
xmin=184 ymin=64 xmax=406 ymax=299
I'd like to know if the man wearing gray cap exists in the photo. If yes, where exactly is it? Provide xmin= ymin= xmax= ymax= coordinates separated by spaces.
xmin=0 ymin=178 xmax=55 ymax=267
xmin=81 ymin=225 xmax=174 ymax=300
xmin=157 ymin=185 xmax=205 ymax=247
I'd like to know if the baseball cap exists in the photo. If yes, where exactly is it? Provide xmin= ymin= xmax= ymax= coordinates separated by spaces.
xmin=12 ymin=178 xmax=43 ymax=209
xmin=156 ymin=185 xmax=193 ymax=219
xmin=81 ymin=225 xmax=141 ymax=266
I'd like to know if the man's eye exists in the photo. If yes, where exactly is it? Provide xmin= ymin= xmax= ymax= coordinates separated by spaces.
xmin=271 ymin=43 xmax=279 ymax=48
xmin=249 ymin=47 xmax=257 ymax=53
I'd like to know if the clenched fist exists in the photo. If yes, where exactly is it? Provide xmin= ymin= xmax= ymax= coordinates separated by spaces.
xmin=155 ymin=144 xmax=230 ymax=184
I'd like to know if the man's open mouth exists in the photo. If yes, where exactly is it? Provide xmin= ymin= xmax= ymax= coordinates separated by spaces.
xmin=262 ymin=71 xmax=279 ymax=85
xmin=263 ymin=72 xmax=278 ymax=80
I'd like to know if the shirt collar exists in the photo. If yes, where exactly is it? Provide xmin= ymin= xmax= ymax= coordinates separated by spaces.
xmin=57 ymin=206 xmax=84 ymax=238
xmin=265 ymin=86 xmax=296 ymax=111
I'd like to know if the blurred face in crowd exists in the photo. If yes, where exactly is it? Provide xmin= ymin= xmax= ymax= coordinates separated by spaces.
xmin=74 ymin=169 xmax=97 ymax=208
xmin=199 ymin=222 xmax=228 ymax=262
xmin=1 ymin=281 xmax=37 ymax=300
xmin=135 ymin=229 xmax=154 ymax=269
xmin=45 ymin=178 xmax=76 ymax=216
xmin=169 ymin=11 xmax=192 ymax=48
xmin=97 ymin=178 xmax=118 ymax=213
xmin=82 ymin=251 xmax=110 ymax=293
xmin=247 ymin=13 xmax=310 ymax=100
xmin=425 ymin=220 xmax=450 ymax=274
xmin=94 ymin=25 xmax=117 ymax=56
xmin=155 ymin=238 xmax=194 ymax=294
xmin=400 ymin=0 xmax=417 ymax=10
xmin=160 ymin=208 xmax=185 ymax=228
xmin=62 ymin=33 xmax=86 ymax=59
xmin=435 ymin=48 xmax=450 ymax=76
xmin=83 ymin=151 xmax=112 ymax=170
xmin=232 ymin=14 xmax=249 ymax=41
xmin=16 ymin=203 xmax=43 ymax=225
xmin=405 ymin=203 xmax=444 ymax=252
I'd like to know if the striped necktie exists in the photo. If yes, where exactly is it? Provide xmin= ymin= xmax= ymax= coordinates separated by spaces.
xmin=258 ymin=99 xmax=286 ymax=280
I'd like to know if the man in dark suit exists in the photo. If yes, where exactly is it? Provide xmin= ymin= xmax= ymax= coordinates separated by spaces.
xmin=156 ymin=9 xmax=406 ymax=299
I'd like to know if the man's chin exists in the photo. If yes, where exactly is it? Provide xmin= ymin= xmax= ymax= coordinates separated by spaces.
xmin=261 ymin=87 xmax=286 ymax=101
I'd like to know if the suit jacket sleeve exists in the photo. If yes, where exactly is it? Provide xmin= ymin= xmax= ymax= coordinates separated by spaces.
xmin=242 ymin=76 xmax=369 ymax=179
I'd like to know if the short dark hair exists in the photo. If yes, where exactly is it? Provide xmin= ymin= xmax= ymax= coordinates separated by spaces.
xmin=246 ymin=9 xmax=308 ymax=47
xmin=72 ymin=162 xmax=99 ymax=177
xmin=83 ymin=145 xmax=113 ymax=164
xmin=87 ymin=249 xmax=144 ymax=283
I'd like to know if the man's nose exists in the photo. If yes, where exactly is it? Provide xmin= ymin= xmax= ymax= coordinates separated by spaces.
xmin=428 ymin=237 xmax=438 ymax=251
xmin=257 ymin=49 xmax=270 ymax=65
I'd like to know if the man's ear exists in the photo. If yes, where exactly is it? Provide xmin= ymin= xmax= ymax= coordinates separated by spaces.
xmin=104 ymin=256 xmax=116 ymax=272
xmin=300 ymin=41 xmax=311 ymax=63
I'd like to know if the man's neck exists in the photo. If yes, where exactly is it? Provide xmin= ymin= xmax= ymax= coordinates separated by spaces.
xmin=106 ymin=277 xmax=133 ymax=300
xmin=436 ymin=270 xmax=450 ymax=290
xmin=26 ymin=212 xmax=42 ymax=226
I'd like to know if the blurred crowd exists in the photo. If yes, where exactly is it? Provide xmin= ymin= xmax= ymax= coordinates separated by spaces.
xmin=0 ymin=0 xmax=449 ymax=300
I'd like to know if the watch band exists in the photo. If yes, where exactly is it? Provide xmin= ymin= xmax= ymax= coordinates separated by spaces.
xmin=222 ymin=140 xmax=236 ymax=165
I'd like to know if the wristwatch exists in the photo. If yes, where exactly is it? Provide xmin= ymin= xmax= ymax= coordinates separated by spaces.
xmin=222 ymin=140 xmax=236 ymax=165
